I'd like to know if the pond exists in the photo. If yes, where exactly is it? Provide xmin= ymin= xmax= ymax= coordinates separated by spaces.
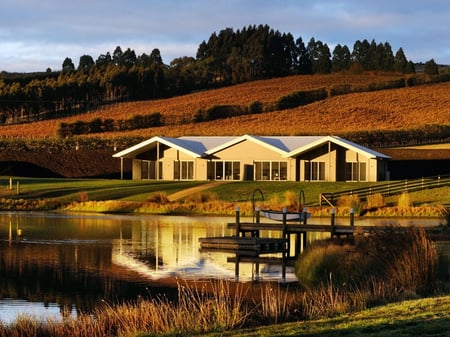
xmin=0 ymin=211 xmax=443 ymax=323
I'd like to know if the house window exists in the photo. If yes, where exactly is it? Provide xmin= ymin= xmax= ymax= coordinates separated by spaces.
xmin=346 ymin=162 xmax=367 ymax=181
xmin=174 ymin=161 xmax=194 ymax=180
xmin=208 ymin=161 xmax=240 ymax=180
xmin=141 ymin=160 xmax=162 ymax=180
xmin=254 ymin=161 xmax=288 ymax=181
xmin=304 ymin=161 xmax=325 ymax=181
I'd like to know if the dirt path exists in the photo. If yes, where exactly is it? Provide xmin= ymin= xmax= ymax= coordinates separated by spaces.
xmin=167 ymin=181 xmax=230 ymax=201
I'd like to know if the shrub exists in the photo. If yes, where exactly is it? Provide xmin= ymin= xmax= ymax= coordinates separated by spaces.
xmin=295 ymin=227 xmax=438 ymax=296
xmin=283 ymin=190 xmax=299 ymax=211
xmin=146 ymin=192 xmax=169 ymax=204
xmin=337 ymin=194 xmax=361 ymax=214
xmin=398 ymin=191 xmax=413 ymax=208
xmin=295 ymin=241 xmax=362 ymax=289
xmin=366 ymin=193 xmax=385 ymax=209
xmin=248 ymin=101 xmax=263 ymax=114
xmin=277 ymin=87 xmax=328 ymax=110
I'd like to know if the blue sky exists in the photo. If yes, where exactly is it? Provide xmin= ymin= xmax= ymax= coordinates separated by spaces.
xmin=1 ymin=0 xmax=449 ymax=72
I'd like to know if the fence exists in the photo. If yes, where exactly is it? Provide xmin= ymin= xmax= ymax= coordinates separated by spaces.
xmin=320 ymin=174 xmax=450 ymax=207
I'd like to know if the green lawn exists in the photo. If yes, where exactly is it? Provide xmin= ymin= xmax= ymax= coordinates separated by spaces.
xmin=0 ymin=177 xmax=448 ymax=212
xmin=198 ymin=295 xmax=450 ymax=337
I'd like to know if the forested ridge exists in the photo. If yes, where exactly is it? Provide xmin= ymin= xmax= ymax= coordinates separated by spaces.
xmin=2 ymin=24 xmax=439 ymax=126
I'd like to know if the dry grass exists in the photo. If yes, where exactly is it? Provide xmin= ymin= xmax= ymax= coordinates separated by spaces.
xmin=2 ymin=73 xmax=449 ymax=139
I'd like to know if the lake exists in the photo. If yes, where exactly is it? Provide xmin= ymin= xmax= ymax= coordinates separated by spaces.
xmin=0 ymin=211 xmax=443 ymax=323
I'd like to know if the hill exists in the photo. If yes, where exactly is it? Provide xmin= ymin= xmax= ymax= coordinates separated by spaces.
xmin=0 ymin=73 xmax=449 ymax=178
xmin=2 ymin=73 xmax=449 ymax=139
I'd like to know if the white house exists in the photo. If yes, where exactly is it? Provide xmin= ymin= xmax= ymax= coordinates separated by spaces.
xmin=113 ymin=135 xmax=391 ymax=182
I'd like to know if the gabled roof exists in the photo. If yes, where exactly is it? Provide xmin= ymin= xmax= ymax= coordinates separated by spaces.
xmin=205 ymin=134 xmax=315 ymax=155
xmin=113 ymin=135 xmax=391 ymax=160
xmin=113 ymin=136 xmax=204 ymax=158
xmin=285 ymin=136 xmax=391 ymax=159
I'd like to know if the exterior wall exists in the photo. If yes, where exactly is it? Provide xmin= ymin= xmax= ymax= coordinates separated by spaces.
xmin=211 ymin=140 xmax=295 ymax=181
xmin=126 ymin=138 xmax=388 ymax=182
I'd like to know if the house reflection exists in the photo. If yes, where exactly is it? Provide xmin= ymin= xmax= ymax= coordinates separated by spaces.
xmin=112 ymin=217 xmax=244 ymax=279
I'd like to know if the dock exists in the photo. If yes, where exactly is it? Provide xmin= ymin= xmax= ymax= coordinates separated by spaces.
xmin=199 ymin=207 xmax=358 ymax=282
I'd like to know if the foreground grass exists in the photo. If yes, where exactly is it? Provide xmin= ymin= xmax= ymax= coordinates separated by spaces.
xmin=199 ymin=295 xmax=450 ymax=337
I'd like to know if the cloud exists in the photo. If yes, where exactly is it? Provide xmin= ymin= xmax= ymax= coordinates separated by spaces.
xmin=1 ymin=0 xmax=449 ymax=72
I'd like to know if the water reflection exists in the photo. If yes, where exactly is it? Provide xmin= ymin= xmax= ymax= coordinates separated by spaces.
xmin=0 ymin=211 xmax=442 ymax=323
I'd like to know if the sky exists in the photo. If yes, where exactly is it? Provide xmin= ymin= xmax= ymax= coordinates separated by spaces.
xmin=1 ymin=0 xmax=450 ymax=73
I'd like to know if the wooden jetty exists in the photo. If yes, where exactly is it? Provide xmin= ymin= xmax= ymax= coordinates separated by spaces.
xmin=199 ymin=207 xmax=358 ymax=282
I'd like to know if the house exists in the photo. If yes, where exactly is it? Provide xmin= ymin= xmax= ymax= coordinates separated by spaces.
xmin=112 ymin=135 xmax=391 ymax=182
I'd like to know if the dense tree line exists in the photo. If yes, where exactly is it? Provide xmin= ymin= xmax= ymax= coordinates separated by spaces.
xmin=0 ymin=25 xmax=425 ymax=125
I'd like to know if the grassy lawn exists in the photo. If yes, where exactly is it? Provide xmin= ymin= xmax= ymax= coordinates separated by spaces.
xmin=0 ymin=177 xmax=206 ymax=203
xmin=1 ymin=177 xmax=448 ymax=205
xmin=199 ymin=295 xmax=450 ymax=337
xmin=0 ymin=177 xmax=448 ymax=214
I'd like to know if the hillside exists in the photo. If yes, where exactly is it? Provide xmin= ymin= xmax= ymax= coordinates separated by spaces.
xmin=0 ymin=73 xmax=449 ymax=178
xmin=2 ymin=73 xmax=449 ymax=139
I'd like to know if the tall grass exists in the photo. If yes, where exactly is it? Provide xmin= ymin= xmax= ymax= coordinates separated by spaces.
xmin=296 ymin=227 xmax=438 ymax=296
xmin=0 ymin=280 xmax=250 ymax=337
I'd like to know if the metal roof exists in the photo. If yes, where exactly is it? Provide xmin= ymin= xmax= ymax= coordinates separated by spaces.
xmin=113 ymin=135 xmax=391 ymax=160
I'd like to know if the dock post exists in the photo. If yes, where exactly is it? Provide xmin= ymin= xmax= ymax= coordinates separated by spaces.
xmin=330 ymin=208 xmax=336 ymax=236
xmin=282 ymin=208 xmax=287 ymax=283
xmin=302 ymin=207 xmax=308 ymax=250
xmin=254 ymin=207 xmax=260 ymax=238
xmin=235 ymin=207 xmax=241 ymax=237
xmin=349 ymin=207 xmax=355 ymax=228
xmin=235 ymin=255 xmax=240 ymax=281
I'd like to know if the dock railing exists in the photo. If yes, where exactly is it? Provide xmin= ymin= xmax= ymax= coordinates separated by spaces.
xmin=320 ymin=174 xmax=450 ymax=207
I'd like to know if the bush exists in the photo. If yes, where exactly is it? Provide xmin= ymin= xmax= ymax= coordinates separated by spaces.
xmin=277 ymin=87 xmax=328 ymax=110
xmin=337 ymin=194 xmax=361 ymax=214
xmin=398 ymin=191 xmax=413 ymax=208
xmin=295 ymin=227 xmax=438 ymax=295
xmin=295 ymin=241 xmax=362 ymax=289
xmin=366 ymin=193 xmax=385 ymax=209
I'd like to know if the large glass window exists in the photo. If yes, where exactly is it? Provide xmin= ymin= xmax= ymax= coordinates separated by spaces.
xmin=207 ymin=161 xmax=240 ymax=180
xmin=141 ymin=160 xmax=162 ymax=180
xmin=346 ymin=162 xmax=367 ymax=181
xmin=254 ymin=161 xmax=288 ymax=181
xmin=304 ymin=161 xmax=325 ymax=181
xmin=174 ymin=161 xmax=194 ymax=180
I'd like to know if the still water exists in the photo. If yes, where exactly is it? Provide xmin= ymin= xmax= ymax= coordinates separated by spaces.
xmin=0 ymin=211 xmax=442 ymax=323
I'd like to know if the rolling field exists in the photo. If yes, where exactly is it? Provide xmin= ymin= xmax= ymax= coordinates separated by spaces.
xmin=1 ymin=73 xmax=449 ymax=139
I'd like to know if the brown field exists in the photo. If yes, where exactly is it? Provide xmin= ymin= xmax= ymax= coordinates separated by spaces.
xmin=0 ymin=73 xmax=449 ymax=139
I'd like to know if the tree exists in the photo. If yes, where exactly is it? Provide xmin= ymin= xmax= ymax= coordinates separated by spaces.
xmin=394 ymin=48 xmax=409 ymax=73
xmin=78 ymin=55 xmax=95 ymax=72
xmin=113 ymin=46 xmax=124 ymax=66
xmin=62 ymin=57 xmax=75 ymax=73
xmin=424 ymin=59 xmax=439 ymax=75
xmin=149 ymin=48 xmax=163 ymax=65
xmin=294 ymin=37 xmax=311 ymax=74
xmin=332 ymin=44 xmax=351 ymax=72
xmin=307 ymin=38 xmax=331 ymax=74
xmin=96 ymin=52 xmax=112 ymax=68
